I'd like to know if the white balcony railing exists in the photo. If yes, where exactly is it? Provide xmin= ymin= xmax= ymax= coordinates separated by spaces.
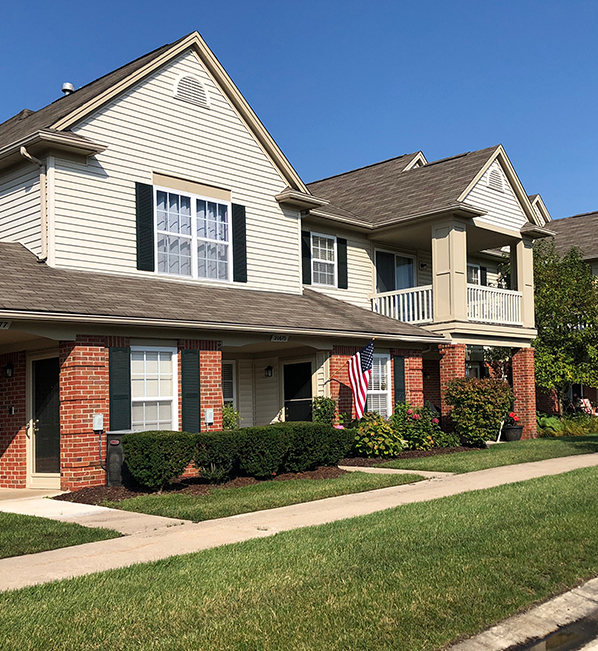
xmin=371 ymin=285 xmax=434 ymax=324
xmin=466 ymin=284 xmax=522 ymax=325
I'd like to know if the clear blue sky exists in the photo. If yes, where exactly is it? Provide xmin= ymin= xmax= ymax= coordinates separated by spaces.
xmin=1 ymin=0 xmax=596 ymax=219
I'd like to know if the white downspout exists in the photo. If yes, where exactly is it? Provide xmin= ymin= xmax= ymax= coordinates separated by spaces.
xmin=19 ymin=146 xmax=47 ymax=262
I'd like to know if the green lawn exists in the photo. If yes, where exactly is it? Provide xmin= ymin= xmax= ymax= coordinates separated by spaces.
xmin=381 ymin=435 xmax=598 ymax=473
xmin=0 ymin=512 xmax=120 ymax=559
xmin=107 ymin=471 xmax=424 ymax=521
xmin=3 ymin=466 xmax=598 ymax=650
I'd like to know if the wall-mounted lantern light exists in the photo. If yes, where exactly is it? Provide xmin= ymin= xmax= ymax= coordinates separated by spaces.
xmin=264 ymin=365 xmax=273 ymax=378
xmin=2 ymin=362 xmax=14 ymax=379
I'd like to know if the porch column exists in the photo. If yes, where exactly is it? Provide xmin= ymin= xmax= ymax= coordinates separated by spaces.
xmin=439 ymin=343 xmax=466 ymax=419
xmin=0 ymin=352 xmax=27 ymax=488
xmin=329 ymin=346 xmax=358 ymax=420
xmin=59 ymin=336 xmax=110 ymax=491
xmin=432 ymin=218 xmax=468 ymax=323
xmin=510 ymin=236 xmax=535 ymax=328
xmin=391 ymin=348 xmax=424 ymax=407
xmin=512 ymin=347 xmax=537 ymax=438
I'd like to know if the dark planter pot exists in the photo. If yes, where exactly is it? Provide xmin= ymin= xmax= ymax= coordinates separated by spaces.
xmin=501 ymin=425 xmax=524 ymax=442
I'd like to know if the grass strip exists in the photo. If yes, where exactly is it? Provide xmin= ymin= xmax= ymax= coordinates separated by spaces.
xmin=107 ymin=471 xmax=423 ymax=521
xmin=3 ymin=467 xmax=598 ymax=650
xmin=381 ymin=435 xmax=598 ymax=473
xmin=0 ymin=511 xmax=120 ymax=559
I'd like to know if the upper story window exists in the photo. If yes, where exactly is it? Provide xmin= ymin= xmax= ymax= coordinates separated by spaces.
xmin=366 ymin=354 xmax=391 ymax=418
xmin=130 ymin=346 xmax=178 ymax=431
xmin=311 ymin=233 xmax=336 ymax=286
xmin=467 ymin=263 xmax=480 ymax=285
xmin=155 ymin=187 xmax=231 ymax=282
xmin=375 ymin=251 xmax=415 ymax=293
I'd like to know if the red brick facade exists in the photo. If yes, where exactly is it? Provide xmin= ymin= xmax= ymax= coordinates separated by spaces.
xmin=423 ymin=358 xmax=441 ymax=409
xmin=0 ymin=352 xmax=27 ymax=488
xmin=390 ymin=348 xmax=424 ymax=407
xmin=512 ymin=347 xmax=537 ymax=438
xmin=439 ymin=343 xmax=466 ymax=418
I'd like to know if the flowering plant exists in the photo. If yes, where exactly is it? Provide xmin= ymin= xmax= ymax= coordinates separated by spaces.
xmin=504 ymin=411 xmax=520 ymax=426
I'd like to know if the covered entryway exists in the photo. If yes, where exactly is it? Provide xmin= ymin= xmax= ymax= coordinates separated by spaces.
xmin=283 ymin=361 xmax=313 ymax=421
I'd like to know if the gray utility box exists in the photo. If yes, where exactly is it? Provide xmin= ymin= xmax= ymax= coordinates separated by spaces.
xmin=106 ymin=430 xmax=133 ymax=486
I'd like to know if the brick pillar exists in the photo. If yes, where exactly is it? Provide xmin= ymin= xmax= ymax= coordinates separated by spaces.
xmin=0 ymin=351 xmax=27 ymax=488
xmin=178 ymin=340 xmax=222 ymax=432
xmin=423 ymin=359 xmax=441 ymax=410
xmin=439 ymin=343 xmax=466 ymax=418
xmin=391 ymin=349 xmax=424 ymax=407
xmin=59 ymin=336 xmax=110 ymax=491
xmin=512 ymin=347 xmax=537 ymax=439
xmin=329 ymin=346 xmax=358 ymax=420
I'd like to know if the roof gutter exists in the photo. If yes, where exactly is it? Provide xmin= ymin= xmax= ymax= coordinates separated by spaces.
xmin=19 ymin=147 xmax=47 ymax=262
xmin=0 ymin=309 xmax=448 ymax=344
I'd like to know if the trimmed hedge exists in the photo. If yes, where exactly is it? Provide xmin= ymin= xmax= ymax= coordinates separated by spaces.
xmin=121 ymin=430 xmax=195 ymax=492
xmin=123 ymin=423 xmax=354 ymax=490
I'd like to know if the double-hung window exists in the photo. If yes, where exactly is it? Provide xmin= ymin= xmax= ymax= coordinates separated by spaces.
xmin=366 ymin=354 xmax=391 ymax=418
xmin=130 ymin=346 xmax=178 ymax=431
xmin=467 ymin=263 xmax=480 ymax=285
xmin=311 ymin=233 xmax=336 ymax=286
xmin=221 ymin=361 xmax=236 ymax=407
xmin=155 ymin=187 xmax=231 ymax=281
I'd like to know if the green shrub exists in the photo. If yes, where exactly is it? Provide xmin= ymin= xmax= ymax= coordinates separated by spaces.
xmin=222 ymin=404 xmax=241 ymax=430
xmin=281 ymin=422 xmax=353 ymax=472
xmin=390 ymin=402 xmax=441 ymax=450
xmin=444 ymin=378 xmax=514 ymax=447
xmin=433 ymin=429 xmax=461 ymax=448
xmin=312 ymin=397 xmax=337 ymax=425
xmin=537 ymin=413 xmax=565 ymax=438
xmin=194 ymin=430 xmax=246 ymax=482
xmin=122 ymin=431 xmax=195 ymax=492
xmin=239 ymin=427 xmax=292 ymax=478
xmin=353 ymin=412 xmax=405 ymax=458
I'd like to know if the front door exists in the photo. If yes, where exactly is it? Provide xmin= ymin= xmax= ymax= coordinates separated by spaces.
xmin=284 ymin=362 xmax=313 ymax=421
xmin=28 ymin=357 xmax=61 ymax=487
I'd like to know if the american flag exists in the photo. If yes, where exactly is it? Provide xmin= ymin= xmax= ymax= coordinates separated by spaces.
xmin=348 ymin=340 xmax=374 ymax=419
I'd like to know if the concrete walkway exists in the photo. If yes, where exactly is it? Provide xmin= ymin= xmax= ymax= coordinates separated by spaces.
xmin=1 ymin=453 xmax=598 ymax=593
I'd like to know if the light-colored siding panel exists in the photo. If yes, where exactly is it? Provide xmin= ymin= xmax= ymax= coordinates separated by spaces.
xmin=417 ymin=250 xmax=432 ymax=286
xmin=237 ymin=359 xmax=255 ymax=428
xmin=0 ymin=164 xmax=41 ymax=256
xmin=52 ymin=50 xmax=301 ymax=294
xmin=464 ymin=160 xmax=527 ymax=232
xmin=254 ymin=358 xmax=281 ymax=426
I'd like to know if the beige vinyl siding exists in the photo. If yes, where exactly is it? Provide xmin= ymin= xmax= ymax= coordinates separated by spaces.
xmin=464 ymin=161 xmax=527 ymax=232
xmin=0 ymin=163 xmax=41 ymax=256
xmin=305 ymin=226 xmax=374 ymax=309
xmin=417 ymin=250 xmax=432 ymax=285
xmin=314 ymin=351 xmax=329 ymax=398
xmin=52 ymin=49 xmax=301 ymax=294
xmin=237 ymin=359 xmax=255 ymax=427
xmin=254 ymin=357 xmax=282 ymax=426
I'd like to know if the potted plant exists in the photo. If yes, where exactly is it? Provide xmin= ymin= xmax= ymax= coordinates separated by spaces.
xmin=501 ymin=411 xmax=523 ymax=441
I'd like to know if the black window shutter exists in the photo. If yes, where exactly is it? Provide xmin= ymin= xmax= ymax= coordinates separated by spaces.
xmin=232 ymin=204 xmax=247 ymax=283
xmin=376 ymin=251 xmax=396 ymax=293
xmin=109 ymin=347 xmax=131 ymax=431
xmin=480 ymin=266 xmax=488 ymax=286
xmin=181 ymin=349 xmax=201 ymax=433
xmin=393 ymin=355 xmax=406 ymax=405
xmin=337 ymin=237 xmax=348 ymax=289
xmin=302 ymin=231 xmax=312 ymax=285
xmin=136 ymin=182 xmax=155 ymax=272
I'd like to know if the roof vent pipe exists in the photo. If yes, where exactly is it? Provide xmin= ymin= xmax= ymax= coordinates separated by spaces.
xmin=61 ymin=82 xmax=75 ymax=96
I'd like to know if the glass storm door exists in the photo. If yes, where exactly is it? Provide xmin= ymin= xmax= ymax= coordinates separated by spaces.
xmin=32 ymin=357 xmax=60 ymax=474
xmin=284 ymin=362 xmax=313 ymax=421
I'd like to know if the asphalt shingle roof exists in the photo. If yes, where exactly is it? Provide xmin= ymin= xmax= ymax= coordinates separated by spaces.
xmin=548 ymin=212 xmax=598 ymax=260
xmin=0 ymin=243 xmax=440 ymax=341
xmin=307 ymin=146 xmax=499 ymax=226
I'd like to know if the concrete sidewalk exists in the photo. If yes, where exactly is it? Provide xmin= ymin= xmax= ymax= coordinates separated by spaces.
xmin=1 ymin=452 xmax=598 ymax=593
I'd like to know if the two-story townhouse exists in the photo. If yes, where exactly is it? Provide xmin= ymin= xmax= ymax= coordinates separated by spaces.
xmin=0 ymin=32 xmax=445 ymax=491
xmin=0 ymin=32 xmax=553 ymax=492
xmin=301 ymin=147 xmax=554 ymax=435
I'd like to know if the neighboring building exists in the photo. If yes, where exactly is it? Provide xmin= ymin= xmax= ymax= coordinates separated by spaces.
xmin=0 ymin=32 xmax=548 ymax=490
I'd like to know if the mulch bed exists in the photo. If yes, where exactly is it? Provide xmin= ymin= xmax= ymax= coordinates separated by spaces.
xmin=340 ymin=445 xmax=475 ymax=467
xmin=52 ymin=466 xmax=348 ymax=506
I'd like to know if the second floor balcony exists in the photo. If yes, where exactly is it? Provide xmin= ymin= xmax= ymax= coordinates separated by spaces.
xmin=372 ymin=283 xmax=523 ymax=326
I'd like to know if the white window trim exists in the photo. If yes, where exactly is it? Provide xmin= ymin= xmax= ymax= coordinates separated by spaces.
xmin=311 ymin=232 xmax=337 ymax=288
xmin=374 ymin=248 xmax=416 ymax=293
xmin=153 ymin=185 xmax=233 ymax=283
xmin=130 ymin=345 xmax=179 ymax=432
xmin=367 ymin=353 xmax=392 ymax=418
xmin=222 ymin=360 xmax=237 ymax=408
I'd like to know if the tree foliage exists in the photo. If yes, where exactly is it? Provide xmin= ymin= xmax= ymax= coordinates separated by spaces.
xmin=533 ymin=240 xmax=598 ymax=409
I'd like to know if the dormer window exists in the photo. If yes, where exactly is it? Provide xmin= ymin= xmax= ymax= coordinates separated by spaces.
xmin=174 ymin=75 xmax=210 ymax=109
xmin=487 ymin=168 xmax=504 ymax=192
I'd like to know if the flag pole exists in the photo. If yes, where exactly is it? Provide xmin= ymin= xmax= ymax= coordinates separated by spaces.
xmin=323 ymin=337 xmax=377 ymax=386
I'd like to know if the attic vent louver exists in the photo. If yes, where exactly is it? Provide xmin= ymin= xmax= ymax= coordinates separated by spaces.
xmin=175 ymin=75 xmax=210 ymax=109
xmin=487 ymin=168 xmax=504 ymax=192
